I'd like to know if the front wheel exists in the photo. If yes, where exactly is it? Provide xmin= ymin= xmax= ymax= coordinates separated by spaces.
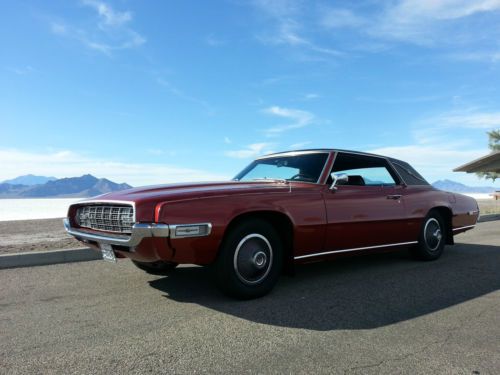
xmin=411 ymin=211 xmax=446 ymax=261
xmin=214 ymin=219 xmax=283 ymax=299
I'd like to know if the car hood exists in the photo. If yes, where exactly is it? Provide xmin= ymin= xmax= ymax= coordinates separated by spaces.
xmin=83 ymin=180 xmax=294 ymax=205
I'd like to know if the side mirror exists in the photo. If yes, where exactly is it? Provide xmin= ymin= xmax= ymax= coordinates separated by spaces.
xmin=330 ymin=173 xmax=348 ymax=190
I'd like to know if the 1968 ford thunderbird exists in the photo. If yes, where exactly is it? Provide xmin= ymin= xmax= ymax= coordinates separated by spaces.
xmin=64 ymin=149 xmax=479 ymax=299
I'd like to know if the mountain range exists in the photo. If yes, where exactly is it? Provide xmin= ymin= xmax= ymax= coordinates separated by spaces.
xmin=431 ymin=179 xmax=496 ymax=193
xmin=0 ymin=175 xmax=495 ymax=198
xmin=2 ymin=174 xmax=57 ymax=186
xmin=0 ymin=175 xmax=132 ymax=198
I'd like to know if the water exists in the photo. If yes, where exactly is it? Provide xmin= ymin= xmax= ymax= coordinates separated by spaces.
xmin=0 ymin=199 xmax=81 ymax=221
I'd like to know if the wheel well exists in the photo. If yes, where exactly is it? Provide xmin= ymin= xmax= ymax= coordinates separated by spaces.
xmin=223 ymin=211 xmax=294 ymax=274
xmin=430 ymin=206 xmax=454 ymax=245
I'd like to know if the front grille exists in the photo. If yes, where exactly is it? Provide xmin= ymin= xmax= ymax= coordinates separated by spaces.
xmin=76 ymin=205 xmax=134 ymax=234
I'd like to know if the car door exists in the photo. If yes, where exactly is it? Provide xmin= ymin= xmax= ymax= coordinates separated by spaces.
xmin=322 ymin=152 xmax=410 ymax=252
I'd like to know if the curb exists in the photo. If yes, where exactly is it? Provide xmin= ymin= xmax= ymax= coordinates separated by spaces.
xmin=478 ymin=214 xmax=500 ymax=223
xmin=0 ymin=248 xmax=102 ymax=270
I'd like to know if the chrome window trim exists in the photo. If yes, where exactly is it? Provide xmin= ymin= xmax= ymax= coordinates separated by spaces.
xmin=452 ymin=225 xmax=476 ymax=231
xmin=319 ymin=151 xmax=336 ymax=185
xmin=256 ymin=150 xmax=330 ymax=160
xmin=294 ymin=241 xmax=419 ymax=260
xmin=169 ymin=223 xmax=213 ymax=239
xmin=331 ymin=151 xmax=402 ymax=187
xmin=237 ymin=151 xmax=331 ymax=185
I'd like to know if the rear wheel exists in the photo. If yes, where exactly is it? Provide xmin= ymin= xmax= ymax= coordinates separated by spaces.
xmin=132 ymin=260 xmax=178 ymax=275
xmin=412 ymin=211 xmax=446 ymax=261
xmin=214 ymin=219 xmax=283 ymax=299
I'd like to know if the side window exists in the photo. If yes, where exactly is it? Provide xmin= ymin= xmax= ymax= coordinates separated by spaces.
xmin=336 ymin=167 xmax=396 ymax=186
xmin=330 ymin=153 xmax=400 ymax=187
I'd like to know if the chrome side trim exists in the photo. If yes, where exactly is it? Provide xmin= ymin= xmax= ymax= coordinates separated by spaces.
xmin=452 ymin=225 xmax=476 ymax=232
xmin=169 ymin=223 xmax=212 ymax=239
xmin=63 ymin=218 xmax=169 ymax=247
xmin=294 ymin=241 xmax=419 ymax=260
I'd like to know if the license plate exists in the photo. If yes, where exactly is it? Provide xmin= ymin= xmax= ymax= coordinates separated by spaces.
xmin=100 ymin=243 xmax=117 ymax=263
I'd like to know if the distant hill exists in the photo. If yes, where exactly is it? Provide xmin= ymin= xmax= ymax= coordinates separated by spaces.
xmin=0 ymin=174 xmax=132 ymax=198
xmin=2 ymin=174 xmax=56 ymax=186
xmin=432 ymin=179 xmax=496 ymax=193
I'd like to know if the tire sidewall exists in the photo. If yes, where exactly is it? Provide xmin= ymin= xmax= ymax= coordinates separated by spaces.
xmin=415 ymin=211 xmax=446 ymax=260
xmin=215 ymin=219 xmax=283 ymax=299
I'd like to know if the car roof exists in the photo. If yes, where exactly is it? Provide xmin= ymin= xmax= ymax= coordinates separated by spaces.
xmin=257 ymin=148 xmax=405 ymax=163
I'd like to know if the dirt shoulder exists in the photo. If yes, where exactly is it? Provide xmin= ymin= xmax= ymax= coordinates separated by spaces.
xmin=0 ymin=218 xmax=85 ymax=255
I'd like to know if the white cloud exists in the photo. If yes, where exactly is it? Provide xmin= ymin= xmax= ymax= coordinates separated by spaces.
xmin=225 ymin=143 xmax=274 ymax=159
xmin=82 ymin=0 xmax=132 ymax=27
xmin=289 ymin=141 xmax=312 ymax=149
xmin=253 ymin=2 xmax=342 ymax=57
xmin=303 ymin=93 xmax=320 ymax=100
xmin=422 ymin=110 xmax=500 ymax=129
xmin=0 ymin=149 xmax=229 ymax=186
xmin=368 ymin=144 xmax=488 ymax=183
xmin=383 ymin=0 xmax=500 ymax=21
xmin=7 ymin=66 xmax=35 ymax=75
xmin=451 ymin=51 xmax=500 ymax=62
xmin=205 ymin=34 xmax=226 ymax=46
xmin=50 ymin=1 xmax=145 ymax=55
xmin=367 ymin=107 xmax=500 ymax=183
xmin=263 ymin=106 xmax=314 ymax=134
xmin=320 ymin=8 xmax=366 ymax=29
xmin=156 ymin=77 xmax=214 ymax=114
xmin=321 ymin=1 xmax=500 ymax=47
xmin=224 ymin=137 xmax=232 ymax=144
xmin=50 ymin=22 xmax=67 ymax=35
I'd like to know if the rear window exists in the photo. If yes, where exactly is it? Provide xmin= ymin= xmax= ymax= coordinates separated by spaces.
xmin=391 ymin=161 xmax=429 ymax=185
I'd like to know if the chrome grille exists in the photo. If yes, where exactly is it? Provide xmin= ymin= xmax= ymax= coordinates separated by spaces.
xmin=76 ymin=205 xmax=134 ymax=234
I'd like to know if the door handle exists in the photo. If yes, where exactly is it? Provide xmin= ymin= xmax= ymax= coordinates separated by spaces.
xmin=386 ymin=194 xmax=402 ymax=200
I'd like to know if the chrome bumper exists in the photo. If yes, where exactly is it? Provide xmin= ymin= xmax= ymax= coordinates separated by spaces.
xmin=63 ymin=218 xmax=170 ymax=247
xmin=64 ymin=219 xmax=212 ymax=246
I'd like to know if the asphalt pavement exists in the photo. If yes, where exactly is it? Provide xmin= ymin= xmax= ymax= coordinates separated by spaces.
xmin=1 ymin=221 xmax=499 ymax=374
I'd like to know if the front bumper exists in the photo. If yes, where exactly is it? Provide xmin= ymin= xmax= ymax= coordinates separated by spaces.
xmin=63 ymin=219 xmax=212 ymax=247
xmin=63 ymin=218 xmax=170 ymax=247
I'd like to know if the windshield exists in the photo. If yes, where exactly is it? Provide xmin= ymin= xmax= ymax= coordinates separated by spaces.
xmin=234 ymin=153 xmax=329 ymax=183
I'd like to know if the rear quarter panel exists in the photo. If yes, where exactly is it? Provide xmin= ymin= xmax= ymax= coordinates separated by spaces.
xmin=403 ymin=186 xmax=479 ymax=236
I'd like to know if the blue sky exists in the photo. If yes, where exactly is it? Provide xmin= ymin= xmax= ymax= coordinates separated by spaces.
xmin=1 ymin=0 xmax=500 ymax=186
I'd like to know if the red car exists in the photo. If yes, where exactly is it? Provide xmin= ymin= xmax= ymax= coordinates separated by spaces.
xmin=64 ymin=149 xmax=479 ymax=299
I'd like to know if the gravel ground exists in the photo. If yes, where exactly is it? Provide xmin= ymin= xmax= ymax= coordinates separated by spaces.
xmin=0 ymin=218 xmax=84 ymax=254
xmin=477 ymin=198 xmax=500 ymax=214
xmin=0 ymin=221 xmax=498 ymax=374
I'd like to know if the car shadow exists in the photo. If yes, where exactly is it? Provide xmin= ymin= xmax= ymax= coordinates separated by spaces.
xmin=148 ymin=243 xmax=500 ymax=331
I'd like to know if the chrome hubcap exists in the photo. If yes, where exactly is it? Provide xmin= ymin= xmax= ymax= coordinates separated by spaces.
xmin=424 ymin=218 xmax=442 ymax=251
xmin=253 ymin=251 xmax=267 ymax=269
xmin=234 ymin=234 xmax=273 ymax=285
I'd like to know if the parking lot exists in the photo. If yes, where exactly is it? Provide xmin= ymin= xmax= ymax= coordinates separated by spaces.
xmin=1 ymin=220 xmax=499 ymax=374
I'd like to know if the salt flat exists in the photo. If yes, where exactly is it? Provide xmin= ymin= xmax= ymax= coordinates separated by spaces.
xmin=0 ymin=198 xmax=80 ymax=221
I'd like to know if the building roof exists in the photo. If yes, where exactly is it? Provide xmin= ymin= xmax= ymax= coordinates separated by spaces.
xmin=454 ymin=151 xmax=500 ymax=173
